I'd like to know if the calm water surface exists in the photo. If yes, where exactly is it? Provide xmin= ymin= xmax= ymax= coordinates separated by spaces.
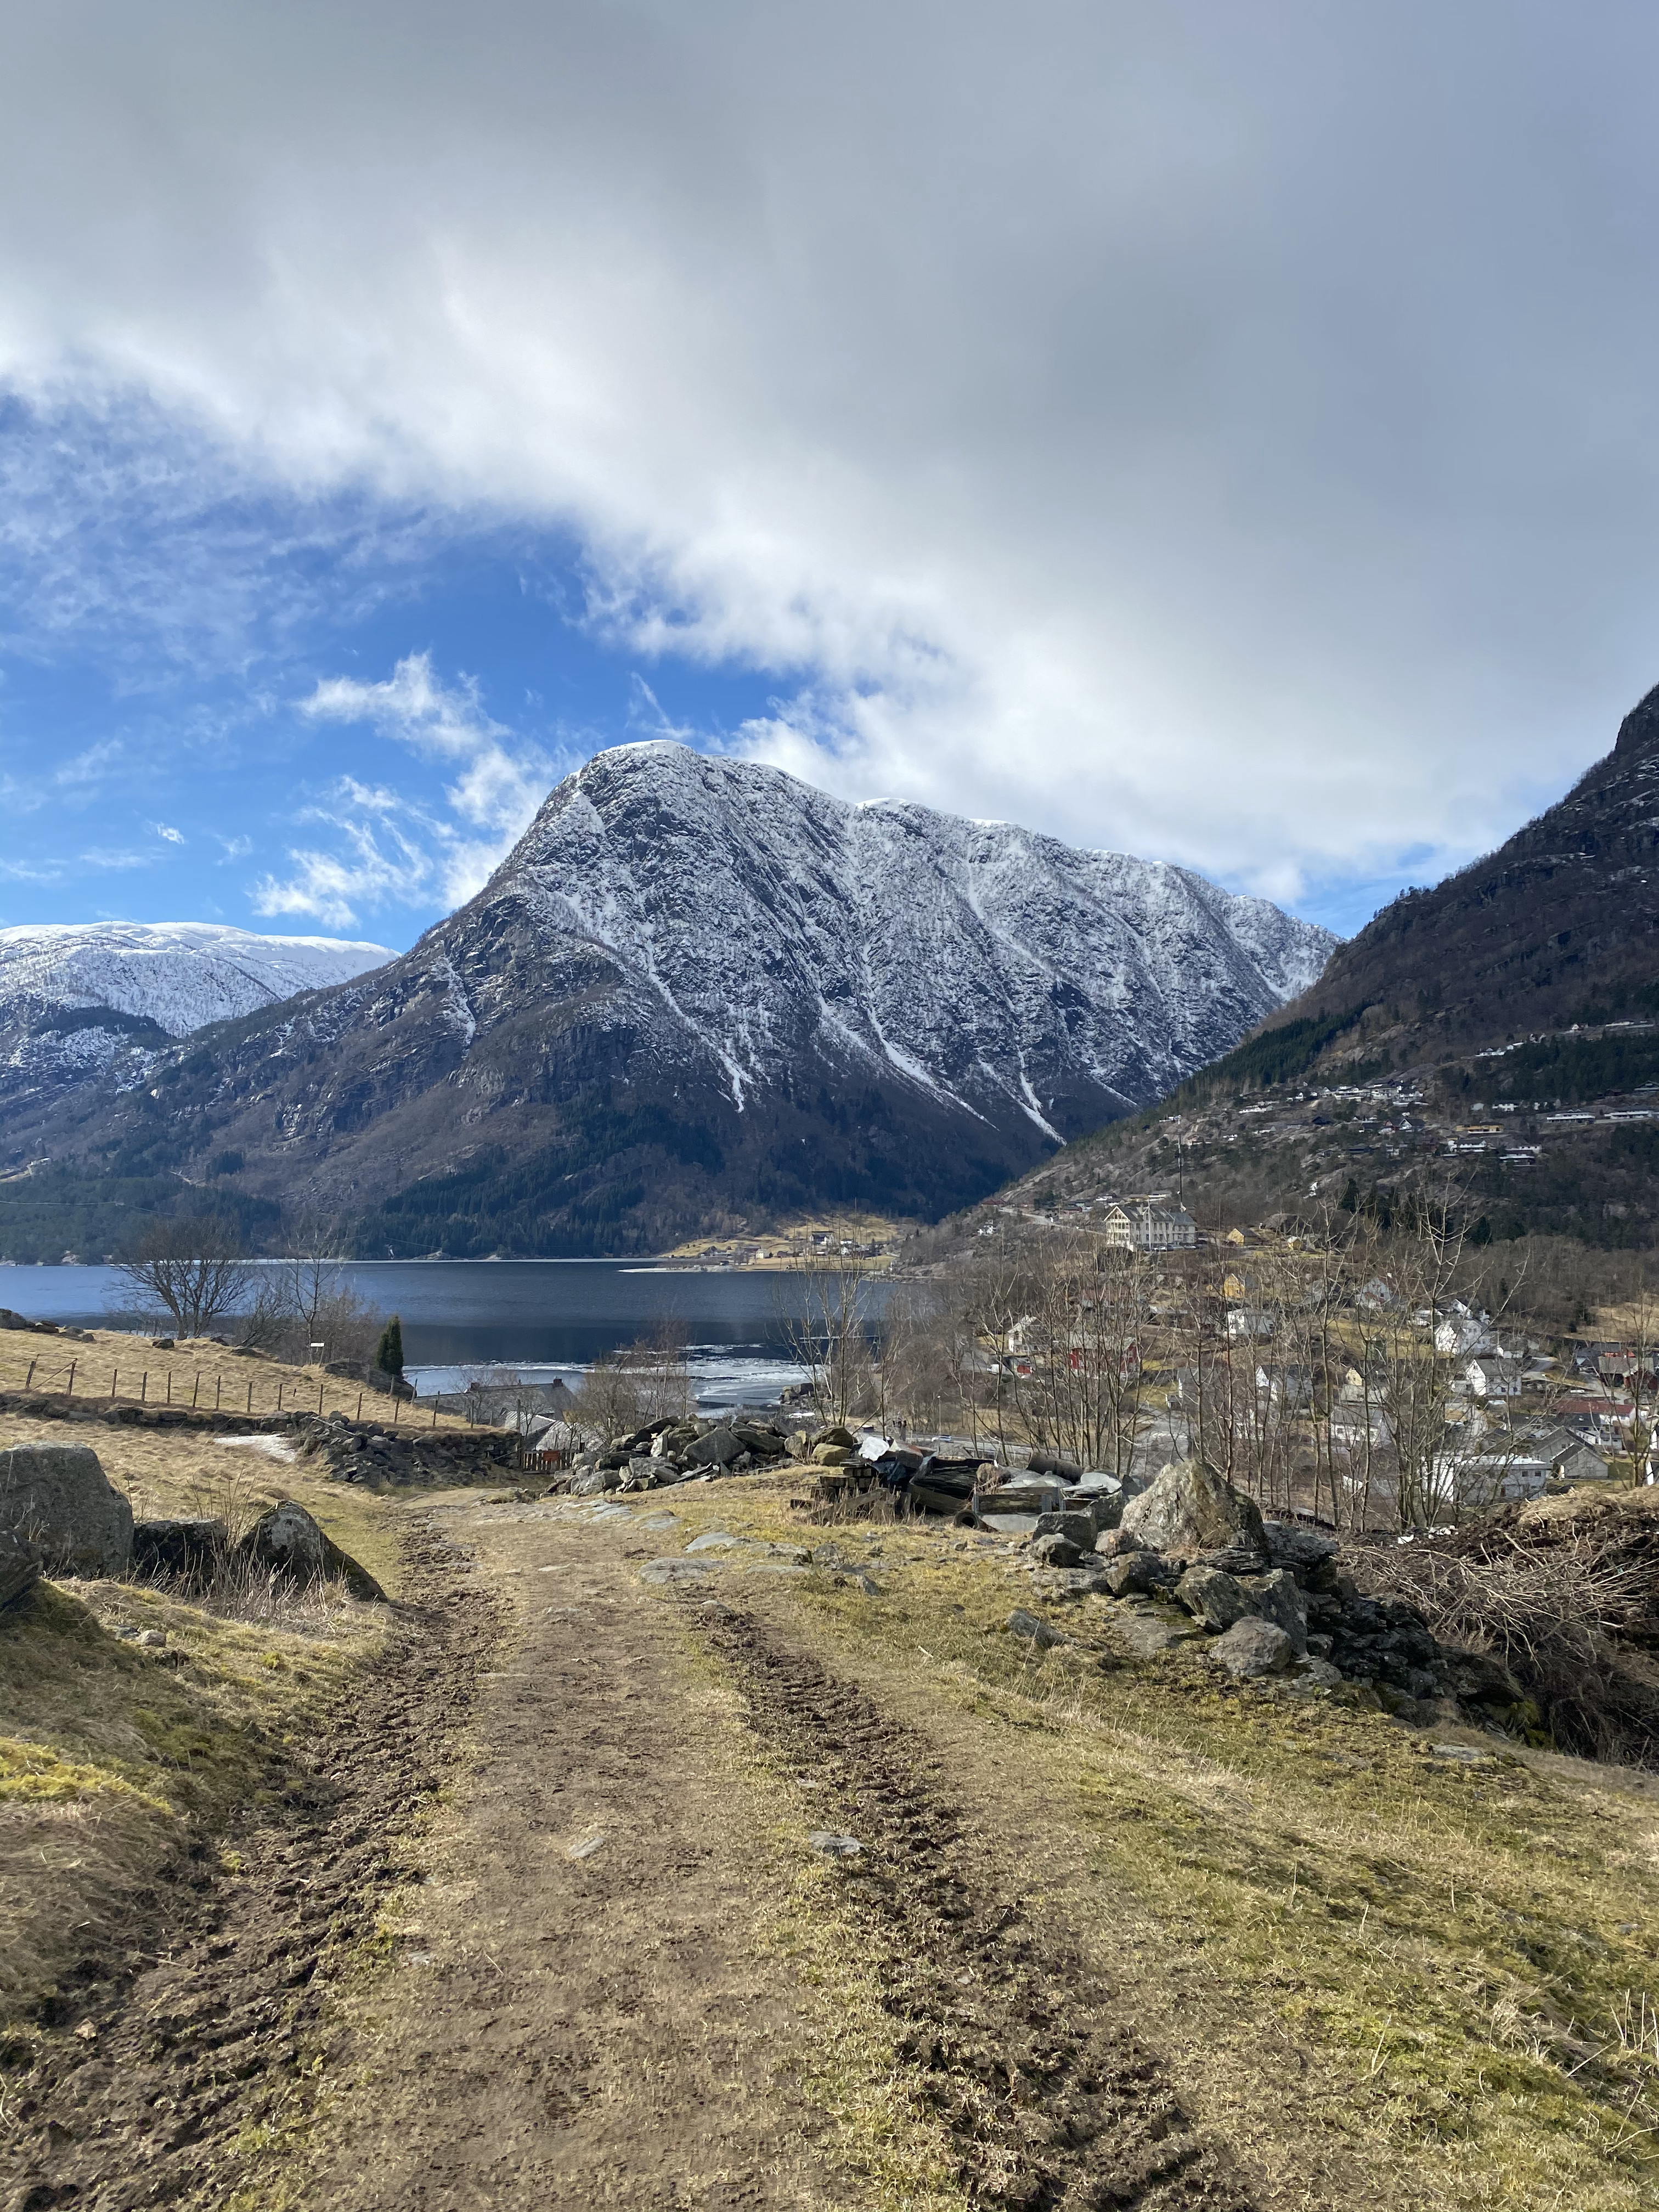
xmin=0 ymin=1259 xmax=884 ymax=1409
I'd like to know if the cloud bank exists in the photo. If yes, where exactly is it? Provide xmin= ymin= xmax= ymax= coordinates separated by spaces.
xmin=8 ymin=2 xmax=1659 ymax=911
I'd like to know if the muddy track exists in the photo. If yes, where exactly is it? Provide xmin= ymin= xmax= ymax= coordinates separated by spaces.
xmin=3 ymin=1526 xmax=502 ymax=2212
xmin=700 ymin=1604 xmax=1255 ymax=2212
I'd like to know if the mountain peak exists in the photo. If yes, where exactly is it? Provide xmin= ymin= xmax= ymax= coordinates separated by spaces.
xmin=2 ymin=754 xmax=1331 ymax=1254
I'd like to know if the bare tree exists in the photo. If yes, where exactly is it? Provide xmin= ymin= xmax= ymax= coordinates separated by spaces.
xmin=113 ymin=1218 xmax=252 ymax=1340
xmin=571 ymin=1325 xmax=692 ymax=1441
xmin=778 ymin=1261 xmax=878 ymax=1427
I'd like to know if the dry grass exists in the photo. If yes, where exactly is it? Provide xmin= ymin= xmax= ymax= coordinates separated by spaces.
xmin=0 ymin=1324 xmax=478 ymax=1431
xmin=0 ymin=1567 xmax=387 ymax=2042
xmin=614 ymin=1473 xmax=1659 ymax=2210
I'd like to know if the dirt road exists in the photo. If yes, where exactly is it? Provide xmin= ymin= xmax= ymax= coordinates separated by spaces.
xmin=10 ymin=1493 xmax=1257 ymax=2211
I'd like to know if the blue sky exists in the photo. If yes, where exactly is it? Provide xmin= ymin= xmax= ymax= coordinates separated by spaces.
xmin=7 ymin=3 xmax=1659 ymax=953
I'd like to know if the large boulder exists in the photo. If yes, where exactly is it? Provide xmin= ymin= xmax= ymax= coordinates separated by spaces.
xmin=1119 ymin=1462 xmax=1266 ymax=1561
xmin=237 ymin=1501 xmax=385 ymax=1600
xmin=1209 ymin=1617 xmax=1295 ymax=1679
xmin=0 ymin=1527 xmax=39 ymax=1611
xmin=1174 ymin=1564 xmax=1252 ymax=1633
xmin=0 ymin=1442 xmax=133 ymax=1577
xmin=685 ymin=1426 xmax=743 ymax=1468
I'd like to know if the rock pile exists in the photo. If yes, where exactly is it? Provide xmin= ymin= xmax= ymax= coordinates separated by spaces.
xmin=293 ymin=1411 xmax=519 ymax=1486
xmin=1013 ymin=1459 xmax=1530 ymax=1729
xmin=561 ymin=1410 xmax=797 ymax=1494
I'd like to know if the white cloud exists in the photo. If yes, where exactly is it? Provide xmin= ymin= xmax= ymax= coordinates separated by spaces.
xmin=6 ymin=4 xmax=1659 ymax=902
xmin=250 ymin=726 xmax=537 ymax=927
xmin=79 ymin=846 xmax=154 ymax=871
xmin=55 ymin=738 xmax=123 ymax=787
xmin=300 ymin=652 xmax=548 ymax=838
xmin=216 ymin=832 xmax=253 ymax=861
xmin=152 ymin=821 xmax=185 ymax=844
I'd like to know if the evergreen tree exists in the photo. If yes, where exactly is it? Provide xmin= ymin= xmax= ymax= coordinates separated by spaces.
xmin=375 ymin=1314 xmax=404 ymax=1378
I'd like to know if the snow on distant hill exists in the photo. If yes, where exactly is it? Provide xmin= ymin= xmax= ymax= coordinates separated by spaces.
xmin=4 ymin=746 xmax=1335 ymax=1250
xmin=0 ymin=922 xmax=395 ymax=1114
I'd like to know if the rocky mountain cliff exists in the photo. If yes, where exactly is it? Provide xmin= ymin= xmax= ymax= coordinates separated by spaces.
xmin=0 ymin=923 xmax=395 ymax=1119
xmin=1 ymin=746 xmax=1332 ymax=1254
xmin=1029 ymin=685 xmax=1659 ymax=1249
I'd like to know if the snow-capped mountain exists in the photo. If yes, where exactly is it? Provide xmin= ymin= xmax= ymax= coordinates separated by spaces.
xmin=494 ymin=744 xmax=1331 ymax=1135
xmin=0 ymin=922 xmax=394 ymax=1114
xmin=5 ymin=748 xmax=1333 ymax=1251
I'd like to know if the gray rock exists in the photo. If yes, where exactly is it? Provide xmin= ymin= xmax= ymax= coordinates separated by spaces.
xmin=1101 ymin=1551 xmax=1176 ymax=1597
xmin=1209 ymin=1617 xmax=1295 ymax=1679
xmin=685 ymin=1531 xmax=740 ymax=1553
xmin=1236 ymin=1568 xmax=1308 ymax=1654
xmin=1288 ymin=1657 xmax=1344 ymax=1691
xmin=0 ymin=1442 xmax=133 ymax=1578
xmin=979 ymin=1511 xmax=1040 ymax=1536
xmin=807 ymin=1830 xmax=863 ymax=1857
xmin=570 ymin=1466 xmax=621 ymax=1496
xmin=1034 ymin=1510 xmax=1097 ymax=1549
xmin=1005 ymin=1607 xmax=1065 ymax=1649
xmin=1030 ymin=1532 xmax=1083 ymax=1568
xmin=135 ymin=1628 xmax=168 ymax=1649
xmin=640 ymin=1556 xmax=719 ymax=1584
xmin=1119 ymin=1460 xmax=1267 ymax=1560
xmin=684 ymin=1426 xmax=742 ymax=1468
xmin=1095 ymin=1527 xmax=1150 ymax=1558
xmin=238 ymin=1501 xmax=385 ymax=1598
xmin=0 ymin=1526 xmax=39 ymax=1611
xmin=1107 ymin=1602 xmax=1205 ymax=1658
xmin=1174 ymin=1564 xmax=1252 ymax=1632
xmin=1262 ymin=1520 xmax=1341 ymax=1585
xmin=239 ymin=1499 xmax=328 ymax=1583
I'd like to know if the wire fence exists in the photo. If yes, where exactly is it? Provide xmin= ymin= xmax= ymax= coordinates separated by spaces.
xmin=9 ymin=1357 xmax=461 ymax=1429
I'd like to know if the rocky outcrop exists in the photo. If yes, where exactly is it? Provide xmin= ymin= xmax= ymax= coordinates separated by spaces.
xmin=1119 ymin=1462 xmax=1267 ymax=1559
xmin=238 ymin=1501 xmax=385 ymax=1600
xmin=0 ymin=1442 xmax=132 ymax=1577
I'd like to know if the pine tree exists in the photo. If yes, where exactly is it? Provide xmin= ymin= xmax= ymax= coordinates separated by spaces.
xmin=375 ymin=1314 xmax=404 ymax=1378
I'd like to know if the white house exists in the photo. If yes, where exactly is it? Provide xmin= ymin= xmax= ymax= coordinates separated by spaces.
xmin=1101 ymin=1203 xmax=1198 ymax=1252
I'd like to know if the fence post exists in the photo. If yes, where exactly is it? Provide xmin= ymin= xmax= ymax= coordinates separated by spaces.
xmin=66 ymin=1361 xmax=76 ymax=1400
xmin=193 ymin=1372 xmax=200 ymax=1407
xmin=111 ymin=1369 xmax=118 ymax=1399
xmin=215 ymin=1375 xmax=222 ymax=1410
xmin=24 ymin=1357 xmax=36 ymax=1391
xmin=140 ymin=1373 xmax=147 ymax=1403
xmin=393 ymin=1394 xmax=400 ymax=1426
xmin=356 ymin=1391 xmax=363 ymax=1421
xmin=277 ymin=1383 xmax=284 ymax=1411
xmin=246 ymin=1381 xmax=252 ymax=1414
xmin=166 ymin=1372 xmax=172 ymax=1404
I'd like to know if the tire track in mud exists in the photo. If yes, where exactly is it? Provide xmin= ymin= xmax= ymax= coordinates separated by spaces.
xmin=3 ymin=1527 xmax=502 ymax=2212
xmin=700 ymin=1604 xmax=1256 ymax=2212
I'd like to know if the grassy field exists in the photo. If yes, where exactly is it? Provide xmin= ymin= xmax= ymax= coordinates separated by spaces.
xmin=624 ymin=1472 xmax=1659 ymax=2211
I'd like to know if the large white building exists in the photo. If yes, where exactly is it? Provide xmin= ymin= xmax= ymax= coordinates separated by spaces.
xmin=1101 ymin=1201 xmax=1198 ymax=1252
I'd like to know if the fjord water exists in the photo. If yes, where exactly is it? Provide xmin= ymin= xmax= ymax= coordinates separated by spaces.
xmin=0 ymin=1259 xmax=860 ymax=1406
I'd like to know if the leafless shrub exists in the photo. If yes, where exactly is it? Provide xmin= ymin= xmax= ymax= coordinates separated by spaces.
xmin=1356 ymin=1533 xmax=1659 ymax=1767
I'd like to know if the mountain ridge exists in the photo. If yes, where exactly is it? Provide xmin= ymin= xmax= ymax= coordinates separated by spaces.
xmin=0 ymin=745 xmax=1332 ymax=1257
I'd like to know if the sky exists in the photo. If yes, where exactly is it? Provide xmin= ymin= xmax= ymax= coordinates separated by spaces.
xmin=5 ymin=2 xmax=1659 ymax=951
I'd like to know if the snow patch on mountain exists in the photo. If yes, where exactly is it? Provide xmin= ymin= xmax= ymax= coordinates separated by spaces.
xmin=484 ymin=742 xmax=1335 ymax=1126
xmin=0 ymin=922 xmax=396 ymax=1039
